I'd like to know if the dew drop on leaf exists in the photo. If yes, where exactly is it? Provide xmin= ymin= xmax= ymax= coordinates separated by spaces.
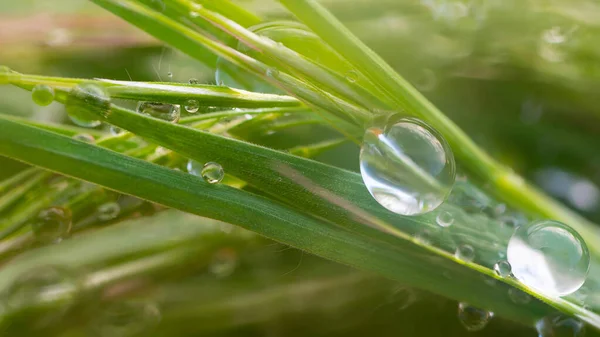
xmin=536 ymin=314 xmax=584 ymax=337
xmin=97 ymin=202 xmax=120 ymax=221
xmin=508 ymin=288 xmax=531 ymax=305
xmin=455 ymin=244 xmax=475 ymax=262
xmin=202 ymin=162 xmax=224 ymax=184
xmin=507 ymin=220 xmax=589 ymax=296
xmin=66 ymin=83 xmax=110 ymax=128
xmin=32 ymin=84 xmax=55 ymax=106
xmin=345 ymin=70 xmax=358 ymax=83
xmin=436 ymin=211 xmax=454 ymax=227
xmin=184 ymin=99 xmax=199 ymax=113
xmin=186 ymin=159 xmax=201 ymax=177
xmin=110 ymin=125 xmax=123 ymax=136
xmin=493 ymin=260 xmax=512 ymax=277
xmin=31 ymin=207 xmax=72 ymax=244
xmin=72 ymin=133 xmax=95 ymax=143
xmin=360 ymin=117 xmax=455 ymax=216
xmin=457 ymin=302 xmax=493 ymax=331
xmin=137 ymin=102 xmax=180 ymax=123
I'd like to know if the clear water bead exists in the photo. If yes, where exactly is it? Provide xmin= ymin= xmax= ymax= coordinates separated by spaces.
xmin=202 ymin=162 xmax=224 ymax=184
xmin=137 ymin=102 xmax=180 ymax=123
xmin=31 ymin=207 xmax=72 ymax=243
xmin=493 ymin=260 xmax=512 ymax=277
xmin=184 ymin=99 xmax=199 ymax=113
xmin=66 ymin=83 xmax=110 ymax=128
xmin=457 ymin=302 xmax=493 ymax=331
xmin=346 ymin=70 xmax=358 ymax=83
xmin=186 ymin=159 xmax=202 ymax=176
xmin=97 ymin=202 xmax=120 ymax=221
xmin=507 ymin=220 xmax=589 ymax=297
xmin=360 ymin=118 xmax=455 ymax=216
xmin=536 ymin=314 xmax=584 ymax=337
xmin=436 ymin=211 xmax=454 ymax=227
xmin=72 ymin=133 xmax=95 ymax=143
xmin=32 ymin=84 xmax=55 ymax=106
xmin=455 ymin=244 xmax=475 ymax=262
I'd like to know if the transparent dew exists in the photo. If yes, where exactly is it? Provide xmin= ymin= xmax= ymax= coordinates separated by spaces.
xmin=536 ymin=314 xmax=584 ymax=337
xmin=186 ymin=159 xmax=202 ymax=177
xmin=31 ymin=207 xmax=72 ymax=244
xmin=455 ymin=244 xmax=475 ymax=262
xmin=65 ymin=82 xmax=110 ymax=128
xmin=457 ymin=303 xmax=493 ymax=332
xmin=32 ymin=84 xmax=55 ymax=106
xmin=202 ymin=162 xmax=225 ymax=184
xmin=507 ymin=220 xmax=589 ymax=297
xmin=136 ymin=102 xmax=180 ymax=123
xmin=184 ymin=99 xmax=199 ymax=113
xmin=209 ymin=248 xmax=238 ymax=278
xmin=436 ymin=211 xmax=454 ymax=227
xmin=508 ymin=288 xmax=531 ymax=305
xmin=72 ymin=133 xmax=95 ymax=143
xmin=4 ymin=266 xmax=78 ymax=323
xmin=360 ymin=117 xmax=456 ymax=216
xmin=345 ymin=70 xmax=358 ymax=83
xmin=97 ymin=202 xmax=120 ymax=221
xmin=493 ymin=260 xmax=512 ymax=278
xmin=109 ymin=125 xmax=123 ymax=136
xmin=90 ymin=301 xmax=161 ymax=337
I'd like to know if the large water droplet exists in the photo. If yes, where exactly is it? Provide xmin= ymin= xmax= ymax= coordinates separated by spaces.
xmin=457 ymin=302 xmax=493 ymax=331
xmin=184 ymin=99 xmax=199 ymax=113
xmin=493 ymin=260 xmax=512 ymax=277
xmin=536 ymin=314 xmax=584 ymax=337
xmin=455 ymin=244 xmax=475 ymax=262
xmin=507 ymin=220 xmax=589 ymax=296
xmin=32 ymin=84 xmax=55 ymax=106
xmin=436 ymin=211 xmax=454 ymax=227
xmin=97 ymin=202 xmax=120 ymax=221
xmin=90 ymin=301 xmax=161 ymax=337
xmin=186 ymin=159 xmax=202 ymax=176
xmin=360 ymin=117 xmax=455 ymax=216
xmin=4 ymin=265 xmax=78 ymax=318
xmin=202 ymin=162 xmax=224 ymax=184
xmin=136 ymin=102 xmax=180 ymax=123
xmin=31 ymin=207 xmax=72 ymax=243
xmin=66 ymin=83 xmax=110 ymax=128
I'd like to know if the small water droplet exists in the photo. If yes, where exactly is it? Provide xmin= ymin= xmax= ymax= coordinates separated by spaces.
xmin=507 ymin=220 xmax=589 ymax=296
xmin=360 ymin=117 xmax=456 ymax=216
xmin=31 ymin=207 xmax=72 ymax=243
xmin=455 ymin=244 xmax=475 ymax=262
xmin=97 ymin=202 xmax=120 ymax=221
xmin=90 ymin=301 xmax=161 ymax=337
xmin=188 ymin=78 xmax=199 ymax=84
xmin=436 ymin=211 xmax=454 ymax=227
xmin=209 ymin=248 xmax=237 ymax=277
xmin=266 ymin=68 xmax=279 ymax=77
xmin=72 ymin=133 xmax=95 ymax=143
xmin=415 ymin=69 xmax=437 ymax=92
xmin=4 ymin=265 xmax=78 ymax=319
xmin=457 ymin=302 xmax=493 ymax=331
xmin=109 ymin=125 xmax=123 ymax=135
xmin=508 ymin=288 xmax=531 ymax=304
xmin=387 ymin=287 xmax=417 ymax=310
xmin=32 ymin=84 xmax=55 ymax=106
xmin=493 ymin=260 xmax=511 ymax=277
xmin=136 ymin=102 xmax=180 ymax=123
xmin=202 ymin=162 xmax=224 ymax=184
xmin=184 ymin=99 xmax=199 ymax=113
xmin=66 ymin=83 xmax=110 ymax=128
xmin=345 ymin=70 xmax=358 ymax=83
xmin=536 ymin=314 xmax=584 ymax=337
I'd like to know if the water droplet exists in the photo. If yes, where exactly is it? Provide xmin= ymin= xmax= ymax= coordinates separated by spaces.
xmin=72 ymin=133 xmax=95 ymax=143
xmin=415 ymin=69 xmax=437 ymax=92
xmin=387 ymin=287 xmax=417 ymax=310
xmin=90 ymin=301 xmax=161 ymax=337
xmin=346 ymin=70 xmax=358 ymax=83
xmin=186 ymin=159 xmax=201 ymax=176
xmin=109 ymin=125 xmax=123 ymax=136
xmin=455 ymin=244 xmax=475 ymax=262
xmin=188 ymin=78 xmax=199 ymax=84
xmin=493 ymin=260 xmax=511 ymax=277
xmin=508 ymin=288 xmax=531 ymax=304
xmin=136 ymin=102 xmax=180 ymax=123
xmin=536 ymin=314 xmax=584 ymax=337
xmin=507 ymin=220 xmax=589 ymax=296
xmin=32 ymin=84 xmax=55 ymax=106
xmin=436 ymin=211 xmax=454 ymax=227
xmin=209 ymin=248 xmax=237 ymax=277
xmin=31 ymin=207 xmax=72 ymax=243
xmin=360 ymin=117 xmax=456 ymax=216
xmin=457 ymin=302 xmax=493 ymax=331
xmin=4 ymin=266 xmax=78 ymax=319
xmin=184 ymin=99 xmax=199 ymax=113
xmin=66 ymin=83 xmax=110 ymax=128
xmin=97 ymin=202 xmax=120 ymax=221
xmin=202 ymin=162 xmax=224 ymax=184
xmin=266 ymin=68 xmax=279 ymax=77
